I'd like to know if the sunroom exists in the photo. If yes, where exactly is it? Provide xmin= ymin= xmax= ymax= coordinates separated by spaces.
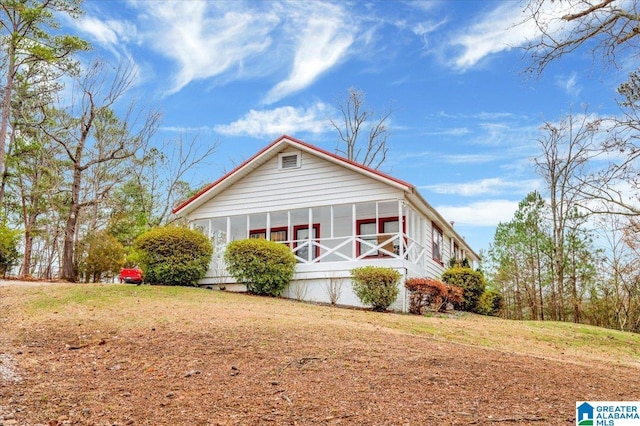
xmin=189 ymin=198 xmax=439 ymax=286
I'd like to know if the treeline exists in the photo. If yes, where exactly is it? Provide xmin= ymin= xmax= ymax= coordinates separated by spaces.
xmin=487 ymin=190 xmax=640 ymax=332
xmin=484 ymin=108 xmax=640 ymax=333
xmin=485 ymin=1 xmax=640 ymax=333
xmin=0 ymin=1 xmax=217 ymax=281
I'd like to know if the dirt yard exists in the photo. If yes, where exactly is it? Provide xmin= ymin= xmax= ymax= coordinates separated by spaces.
xmin=1 ymin=283 xmax=639 ymax=425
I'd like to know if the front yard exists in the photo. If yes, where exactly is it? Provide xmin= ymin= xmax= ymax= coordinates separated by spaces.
xmin=1 ymin=283 xmax=639 ymax=425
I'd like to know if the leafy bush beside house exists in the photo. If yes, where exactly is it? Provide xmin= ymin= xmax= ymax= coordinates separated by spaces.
xmin=134 ymin=226 xmax=213 ymax=286
xmin=224 ymin=238 xmax=296 ymax=297
xmin=351 ymin=266 xmax=401 ymax=312
xmin=405 ymin=277 xmax=463 ymax=314
xmin=441 ymin=266 xmax=487 ymax=313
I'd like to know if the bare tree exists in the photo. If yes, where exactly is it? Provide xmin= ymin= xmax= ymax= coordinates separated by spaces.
xmin=291 ymin=281 xmax=308 ymax=301
xmin=330 ymin=87 xmax=391 ymax=170
xmin=588 ymin=214 xmax=640 ymax=332
xmin=524 ymin=0 xmax=640 ymax=75
xmin=534 ymin=110 xmax=601 ymax=320
xmin=325 ymin=275 xmax=343 ymax=305
xmin=40 ymin=61 xmax=160 ymax=281
xmin=523 ymin=1 xmax=640 ymax=216
xmin=137 ymin=133 xmax=219 ymax=227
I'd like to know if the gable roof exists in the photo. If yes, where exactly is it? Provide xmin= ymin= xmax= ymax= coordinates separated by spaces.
xmin=172 ymin=135 xmax=479 ymax=260
xmin=172 ymin=135 xmax=414 ymax=216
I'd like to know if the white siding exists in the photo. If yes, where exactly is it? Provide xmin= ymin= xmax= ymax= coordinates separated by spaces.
xmin=187 ymin=150 xmax=403 ymax=220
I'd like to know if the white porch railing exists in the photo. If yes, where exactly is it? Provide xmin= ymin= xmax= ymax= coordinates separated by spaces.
xmin=288 ymin=232 xmax=426 ymax=265
xmin=204 ymin=233 xmax=430 ymax=286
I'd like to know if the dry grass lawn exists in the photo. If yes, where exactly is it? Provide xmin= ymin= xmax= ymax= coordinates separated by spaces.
xmin=1 ymin=283 xmax=640 ymax=425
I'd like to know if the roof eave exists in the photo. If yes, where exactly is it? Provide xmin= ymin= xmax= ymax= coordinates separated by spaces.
xmin=173 ymin=135 xmax=413 ymax=216
xmin=406 ymin=188 xmax=481 ymax=261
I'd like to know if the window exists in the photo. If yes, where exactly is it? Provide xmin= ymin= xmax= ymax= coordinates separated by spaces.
xmin=357 ymin=220 xmax=378 ymax=257
xmin=432 ymin=223 xmax=443 ymax=263
xmin=293 ymin=224 xmax=320 ymax=261
xmin=279 ymin=151 xmax=301 ymax=170
xmin=249 ymin=227 xmax=288 ymax=242
xmin=356 ymin=216 xmax=403 ymax=257
xmin=453 ymin=241 xmax=462 ymax=263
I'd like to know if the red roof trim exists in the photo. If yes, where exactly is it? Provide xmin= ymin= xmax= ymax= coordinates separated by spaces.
xmin=283 ymin=135 xmax=413 ymax=189
xmin=172 ymin=135 xmax=414 ymax=215
xmin=172 ymin=137 xmax=282 ymax=214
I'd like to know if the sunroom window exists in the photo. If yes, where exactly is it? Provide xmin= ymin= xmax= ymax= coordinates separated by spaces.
xmin=249 ymin=227 xmax=288 ymax=242
xmin=357 ymin=217 xmax=401 ymax=257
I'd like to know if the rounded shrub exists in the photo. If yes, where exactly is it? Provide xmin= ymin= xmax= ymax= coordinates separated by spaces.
xmin=476 ymin=289 xmax=504 ymax=316
xmin=134 ymin=226 xmax=213 ymax=286
xmin=351 ymin=266 xmax=401 ymax=311
xmin=0 ymin=224 xmax=20 ymax=277
xmin=441 ymin=266 xmax=486 ymax=312
xmin=224 ymin=238 xmax=296 ymax=297
xmin=82 ymin=232 xmax=125 ymax=282
xmin=405 ymin=277 xmax=463 ymax=314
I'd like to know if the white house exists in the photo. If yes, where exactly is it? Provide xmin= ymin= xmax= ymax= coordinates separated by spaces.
xmin=172 ymin=135 xmax=480 ymax=312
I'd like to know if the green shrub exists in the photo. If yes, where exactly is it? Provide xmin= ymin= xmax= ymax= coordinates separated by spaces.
xmin=81 ymin=231 xmax=125 ymax=282
xmin=476 ymin=289 xmax=504 ymax=316
xmin=0 ymin=225 xmax=20 ymax=277
xmin=447 ymin=257 xmax=471 ymax=268
xmin=224 ymin=239 xmax=296 ymax=296
xmin=134 ymin=226 xmax=213 ymax=286
xmin=351 ymin=266 xmax=401 ymax=311
xmin=441 ymin=266 xmax=486 ymax=312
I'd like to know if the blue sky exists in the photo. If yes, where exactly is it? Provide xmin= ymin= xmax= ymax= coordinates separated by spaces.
xmin=66 ymin=0 xmax=627 ymax=254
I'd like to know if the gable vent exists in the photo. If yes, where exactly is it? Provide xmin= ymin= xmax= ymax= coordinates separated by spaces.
xmin=279 ymin=152 xmax=300 ymax=169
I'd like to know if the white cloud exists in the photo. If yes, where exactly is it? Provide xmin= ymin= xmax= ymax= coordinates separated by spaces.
xmin=263 ymin=4 xmax=355 ymax=104
xmin=215 ymin=103 xmax=332 ymax=138
xmin=76 ymin=17 xmax=120 ymax=46
xmin=440 ymin=154 xmax=498 ymax=164
xmin=446 ymin=1 xmax=574 ymax=71
xmin=425 ymin=128 xmax=471 ymax=137
xmin=421 ymin=177 xmax=541 ymax=196
xmin=137 ymin=2 xmax=279 ymax=94
xmin=436 ymin=200 xmax=520 ymax=227
xmin=555 ymin=72 xmax=582 ymax=97
xmin=397 ymin=150 xmax=496 ymax=165
xmin=72 ymin=15 xmax=139 ymax=58
xmin=412 ymin=19 xmax=445 ymax=37
xmin=82 ymin=2 xmax=356 ymax=100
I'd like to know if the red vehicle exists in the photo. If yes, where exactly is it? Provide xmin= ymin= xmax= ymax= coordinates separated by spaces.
xmin=119 ymin=268 xmax=143 ymax=284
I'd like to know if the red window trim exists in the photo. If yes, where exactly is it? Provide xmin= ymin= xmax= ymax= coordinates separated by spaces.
xmin=432 ymin=222 xmax=444 ymax=265
xmin=249 ymin=226 xmax=289 ymax=242
xmin=293 ymin=223 xmax=321 ymax=259
xmin=356 ymin=216 xmax=405 ymax=257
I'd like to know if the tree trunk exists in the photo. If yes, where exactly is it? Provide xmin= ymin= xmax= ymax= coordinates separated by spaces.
xmin=535 ymin=240 xmax=545 ymax=320
xmin=513 ymin=257 xmax=523 ymax=320
xmin=20 ymin=232 xmax=33 ymax=277
xmin=0 ymin=44 xmax=16 ymax=208
xmin=61 ymin=166 xmax=82 ymax=281
xmin=528 ymin=253 xmax=538 ymax=320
